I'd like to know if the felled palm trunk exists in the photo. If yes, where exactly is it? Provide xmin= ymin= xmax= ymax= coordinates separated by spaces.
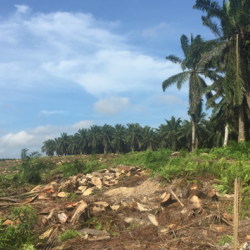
xmin=238 ymin=104 xmax=245 ymax=142
xmin=223 ymin=124 xmax=229 ymax=146
xmin=192 ymin=116 xmax=196 ymax=151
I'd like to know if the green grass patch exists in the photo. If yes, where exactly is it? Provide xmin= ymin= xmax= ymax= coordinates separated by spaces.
xmin=58 ymin=229 xmax=80 ymax=243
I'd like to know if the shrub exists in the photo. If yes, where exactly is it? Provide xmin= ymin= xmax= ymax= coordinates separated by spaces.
xmin=0 ymin=205 xmax=38 ymax=249
xmin=20 ymin=158 xmax=53 ymax=184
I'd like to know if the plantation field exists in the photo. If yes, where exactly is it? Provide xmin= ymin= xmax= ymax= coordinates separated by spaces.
xmin=1 ymin=145 xmax=250 ymax=249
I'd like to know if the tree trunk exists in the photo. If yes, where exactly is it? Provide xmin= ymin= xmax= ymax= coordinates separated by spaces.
xmin=192 ymin=116 xmax=196 ymax=151
xmin=223 ymin=124 xmax=229 ymax=146
xmin=238 ymin=104 xmax=245 ymax=142
xmin=104 ymin=147 xmax=108 ymax=155
xmin=150 ymin=142 xmax=153 ymax=151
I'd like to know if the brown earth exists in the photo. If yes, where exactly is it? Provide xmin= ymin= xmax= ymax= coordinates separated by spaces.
xmin=0 ymin=157 xmax=250 ymax=249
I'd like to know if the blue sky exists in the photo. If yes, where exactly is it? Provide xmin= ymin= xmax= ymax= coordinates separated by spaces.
xmin=0 ymin=0 xmax=218 ymax=158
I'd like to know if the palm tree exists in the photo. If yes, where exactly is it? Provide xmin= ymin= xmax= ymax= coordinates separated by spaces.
xmin=67 ymin=134 xmax=79 ymax=155
xmin=99 ymin=124 xmax=114 ymax=155
xmin=88 ymin=125 xmax=101 ymax=153
xmin=140 ymin=126 xmax=158 ymax=151
xmin=158 ymin=116 xmax=182 ymax=151
xmin=56 ymin=133 xmax=70 ymax=156
xmin=193 ymin=0 xmax=250 ymax=142
xmin=178 ymin=111 xmax=210 ymax=149
xmin=77 ymin=128 xmax=88 ymax=155
xmin=125 ymin=123 xmax=142 ymax=152
xmin=21 ymin=148 xmax=41 ymax=159
xmin=162 ymin=34 xmax=214 ymax=151
xmin=41 ymin=139 xmax=56 ymax=156
xmin=112 ymin=124 xmax=126 ymax=153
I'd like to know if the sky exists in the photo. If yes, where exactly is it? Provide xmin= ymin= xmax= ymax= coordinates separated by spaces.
xmin=0 ymin=0 xmax=218 ymax=158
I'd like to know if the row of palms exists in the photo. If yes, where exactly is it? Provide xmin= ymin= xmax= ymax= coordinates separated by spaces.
xmin=42 ymin=115 xmax=218 ymax=156
xmin=163 ymin=0 xmax=250 ymax=151
xmin=42 ymin=109 xmax=240 ymax=156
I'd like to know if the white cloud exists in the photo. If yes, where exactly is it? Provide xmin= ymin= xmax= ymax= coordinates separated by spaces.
xmin=70 ymin=120 xmax=94 ymax=130
xmin=40 ymin=110 xmax=65 ymax=115
xmin=94 ymin=97 xmax=130 ymax=115
xmin=142 ymin=22 xmax=175 ymax=38
xmin=0 ymin=120 xmax=94 ymax=158
xmin=0 ymin=8 xmax=182 ymax=95
xmin=0 ymin=131 xmax=33 ymax=146
xmin=15 ymin=5 xmax=31 ymax=14
xmin=155 ymin=94 xmax=187 ymax=106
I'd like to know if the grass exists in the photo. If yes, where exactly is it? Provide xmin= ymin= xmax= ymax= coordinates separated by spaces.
xmin=58 ymin=229 xmax=80 ymax=243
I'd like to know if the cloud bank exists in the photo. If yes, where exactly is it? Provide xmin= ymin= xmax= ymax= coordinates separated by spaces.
xmin=0 ymin=120 xmax=94 ymax=158
xmin=0 ymin=7 xmax=181 ymax=96
xmin=94 ymin=97 xmax=130 ymax=115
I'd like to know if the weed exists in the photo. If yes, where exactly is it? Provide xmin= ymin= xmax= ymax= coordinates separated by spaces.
xmin=218 ymin=235 xmax=233 ymax=246
xmin=58 ymin=229 xmax=80 ymax=243
xmin=68 ymin=193 xmax=78 ymax=201
xmin=0 ymin=205 xmax=38 ymax=249
xmin=20 ymin=158 xmax=53 ymax=184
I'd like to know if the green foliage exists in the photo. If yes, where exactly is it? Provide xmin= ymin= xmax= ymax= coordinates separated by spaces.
xmin=208 ymin=141 xmax=250 ymax=160
xmin=0 ymin=205 xmax=38 ymax=250
xmin=21 ymin=244 xmax=35 ymax=250
xmin=20 ymin=158 xmax=53 ymax=184
xmin=60 ymin=159 xmax=86 ymax=177
xmin=58 ymin=229 xmax=80 ymax=243
xmin=218 ymin=235 xmax=233 ymax=246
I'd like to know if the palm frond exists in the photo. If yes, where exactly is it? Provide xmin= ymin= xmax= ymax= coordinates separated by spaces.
xmin=193 ymin=0 xmax=223 ymax=18
xmin=180 ymin=35 xmax=190 ymax=57
xmin=165 ymin=55 xmax=183 ymax=64
xmin=162 ymin=71 xmax=190 ymax=91
xmin=201 ymin=15 xmax=222 ymax=37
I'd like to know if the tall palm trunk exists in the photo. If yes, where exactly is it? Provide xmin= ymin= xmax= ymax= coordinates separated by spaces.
xmin=149 ymin=142 xmax=153 ymax=151
xmin=191 ymin=116 xmax=196 ymax=151
xmin=238 ymin=104 xmax=245 ymax=142
xmin=223 ymin=124 xmax=229 ymax=146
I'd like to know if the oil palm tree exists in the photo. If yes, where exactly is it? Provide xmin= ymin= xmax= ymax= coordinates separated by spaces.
xmin=67 ymin=134 xmax=79 ymax=155
xmin=99 ymin=124 xmax=114 ymax=155
xmin=112 ymin=124 xmax=126 ymax=153
xmin=125 ymin=123 xmax=142 ymax=152
xmin=41 ymin=139 xmax=56 ymax=156
xmin=56 ymin=133 xmax=70 ymax=156
xmin=162 ymin=34 xmax=214 ymax=151
xmin=193 ymin=0 xmax=250 ymax=142
xmin=140 ymin=126 xmax=158 ymax=151
xmin=158 ymin=116 xmax=182 ymax=151
xmin=88 ymin=125 xmax=101 ymax=153
xmin=77 ymin=128 xmax=88 ymax=155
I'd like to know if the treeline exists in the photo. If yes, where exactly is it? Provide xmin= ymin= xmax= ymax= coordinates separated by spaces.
xmin=41 ymin=114 xmax=239 ymax=156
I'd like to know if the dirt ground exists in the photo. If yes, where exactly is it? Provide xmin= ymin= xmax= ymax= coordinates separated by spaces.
xmin=0 ymin=158 xmax=250 ymax=249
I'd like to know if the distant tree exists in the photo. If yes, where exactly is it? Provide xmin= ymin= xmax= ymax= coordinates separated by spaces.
xmin=77 ymin=128 xmax=88 ymax=154
xmin=56 ymin=133 xmax=70 ymax=156
xmin=111 ymin=124 xmax=126 ymax=153
xmin=125 ymin=123 xmax=142 ymax=152
xmin=99 ymin=124 xmax=115 ymax=155
xmin=67 ymin=134 xmax=80 ymax=155
xmin=21 ymin=148 xmax=41 ymax=159
xmin=41 ymin=139 xmax=56 ymax=156
xmin=140 ymin=126 xmax=158 ymax=151
xmin=158 ymin=116 xmax=182 ymax=151
xmin=88 ymin=125 xmax=101 ymax=153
